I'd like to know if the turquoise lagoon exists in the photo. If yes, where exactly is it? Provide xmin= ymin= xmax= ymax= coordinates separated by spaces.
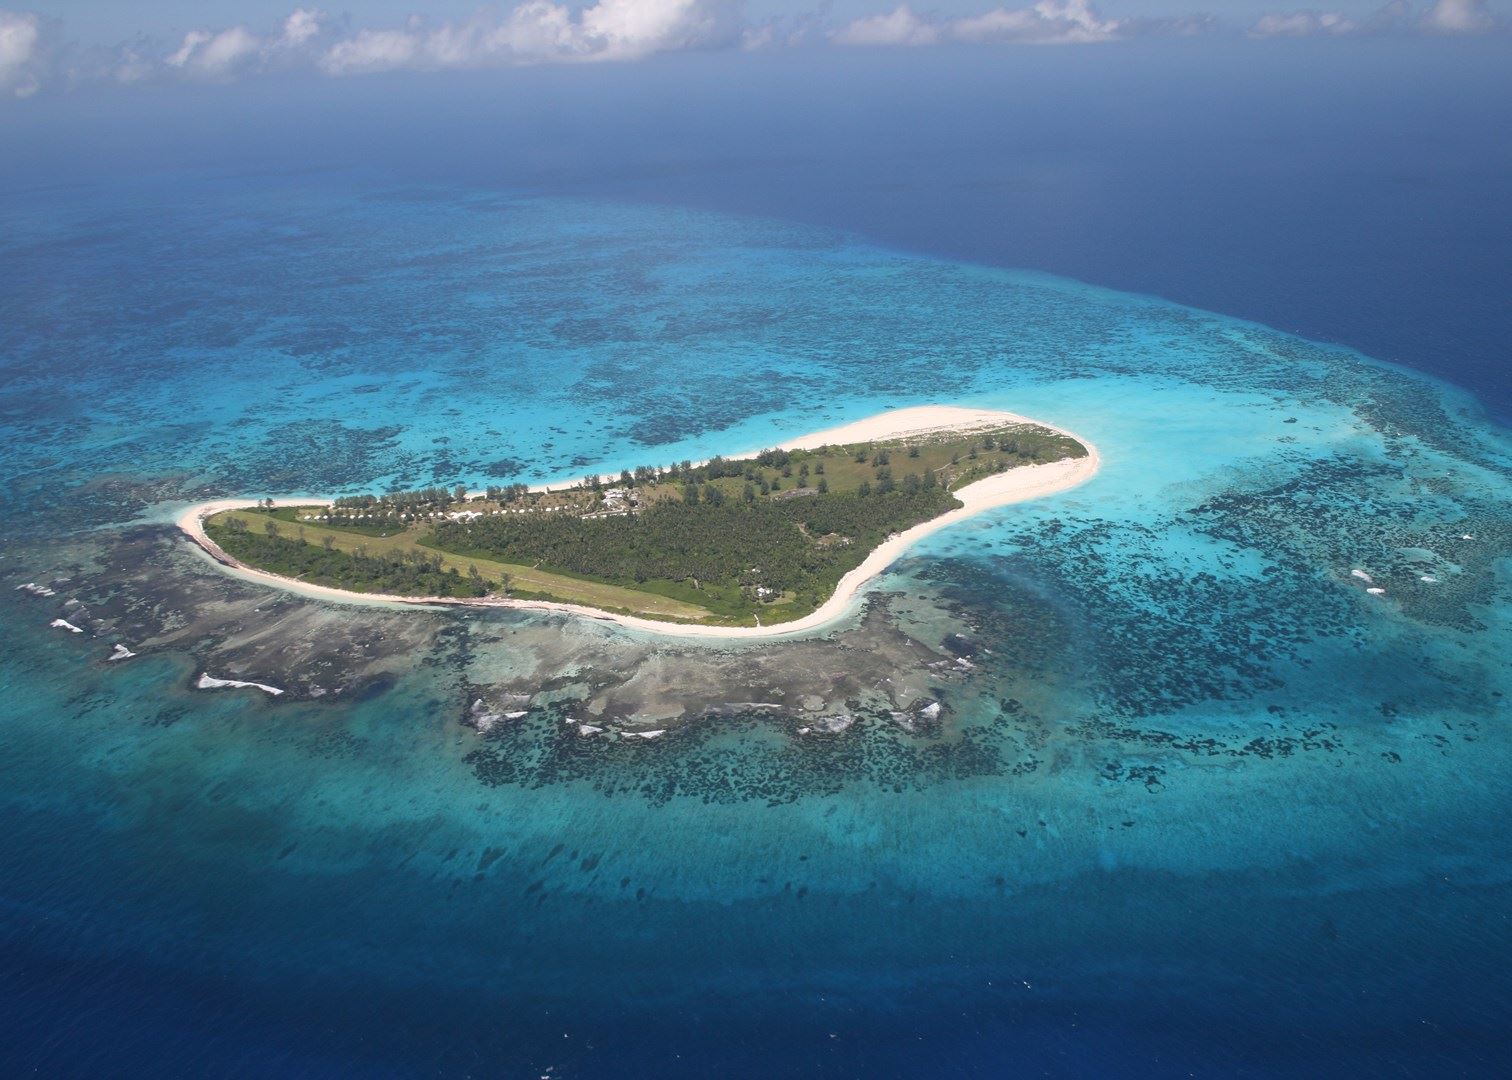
xmin=1 ymin=176 xmax=1509 ymax=1075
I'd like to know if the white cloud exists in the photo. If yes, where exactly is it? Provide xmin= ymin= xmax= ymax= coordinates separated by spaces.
xmin=832 ymin=6 xmax=940 ymax=46
xmin=1250 ymin=0 xmax=1500 ymax=37
xmin=740 ymin=21 xmax=776 ymax=50
xmin=740 ymin=9 xmax=825 ymax=50
xmin=1161 ymin=14 xmax=1221 ymax=35
xmin=2 ymin=1 xmax=1506 ymax=99
xmin=278 ymin=8 xmax=323 ymax=49
xmin=494 ymin=3 xmax=582 ymax=59
xmin=835 ymin=1 xmax=1129 ymax=47
xmin=317 ymin=0 xmax=742 ymax=74
xmin=0 ymin=9 xmax=43 ymax=96
xmin=198 ymin=26 xmax=260 ymax=72
xmin=835 ymin=0 xmax=1500 ymax=49
xmin=952 ymin=1 xmax=1122 ymax=44
xmin=319 ymin=27 xmax=420 ymax=74
xmin=109 ymin=45 xmax=155 ymax=84
xmin=584 ymin=0 xmax=742 ymax=56
xmin=163 ymin=9 xmax=327 ymax=79
xmin=1249 ymin=11 xmax=1357 ymax=37
xmin=167 ymin=26 xmax=263 ymax=77
xmin=1422 ymin=0 xmax=1494 ymax=32
xmin=166 ymin=29 xmax=210 ymax=68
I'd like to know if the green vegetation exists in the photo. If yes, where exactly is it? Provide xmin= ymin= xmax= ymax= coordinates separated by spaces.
xmin=204 ymin=508 xmax=714 ymax=619
xmin=430 ymin=486 xmax=959 ymax=621
xmin=208 ymin=422 xmax=1085 ymax=625
xmin=207 ymin=517 xmax=487 ymax=598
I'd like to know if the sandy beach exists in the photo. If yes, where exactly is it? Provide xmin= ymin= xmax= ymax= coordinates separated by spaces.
xmin=176 ymin=405 xmax=1100 ymax=639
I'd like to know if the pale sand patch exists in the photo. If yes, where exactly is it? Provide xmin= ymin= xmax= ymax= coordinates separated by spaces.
xmin=771 ymin=404 xmax=1043 ymax=453
xmin=196 ymin=673 xmax=285 ymax=696
xmin=176 ymin=406 xmax=1100 ymax=639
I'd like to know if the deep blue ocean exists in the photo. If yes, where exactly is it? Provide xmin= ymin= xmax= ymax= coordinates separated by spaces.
xmin=2 ymin=43 xmax=1510 ymax=1078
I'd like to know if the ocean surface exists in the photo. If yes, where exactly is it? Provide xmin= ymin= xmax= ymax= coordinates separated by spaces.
xmin=1 ymin=173 xmax=1510 ymax=1077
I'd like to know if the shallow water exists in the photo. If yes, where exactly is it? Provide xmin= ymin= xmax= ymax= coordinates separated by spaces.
xmin=1 ymin=174 xmax=1509 ymax=1076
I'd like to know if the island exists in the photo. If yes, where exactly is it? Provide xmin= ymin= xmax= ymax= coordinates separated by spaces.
xmin=179 ymin=406 xmax=1099 ymax=638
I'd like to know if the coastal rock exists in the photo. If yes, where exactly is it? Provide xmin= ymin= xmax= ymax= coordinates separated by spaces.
xmin=891 ymin=699 xmax=944 ymax=735
xmin=941 ymin=633 xmax=979 ymax=658
xmin=108 ymin=643 xmax=136 ymax=661
xmin=466 ymin=698 xmax=504 ymax=734
xmin=811 ymin=714 xmax=856 ymax=735
xmin=465 ymin=697 xmax=531 ymax=734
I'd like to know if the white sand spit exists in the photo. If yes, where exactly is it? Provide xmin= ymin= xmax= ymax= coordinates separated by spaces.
xmin=196 ymin=673 xmax=284 ymax=696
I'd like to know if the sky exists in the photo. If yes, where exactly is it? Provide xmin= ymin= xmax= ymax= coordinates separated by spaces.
xmin=0 ymin=0 xmax=1505 ymax=99
xmin=28 ymin=0 xmax=1443 ymax=41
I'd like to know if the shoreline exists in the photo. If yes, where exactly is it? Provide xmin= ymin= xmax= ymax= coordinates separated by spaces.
xmin=176 ymin=405 xmax=1101 ymax=640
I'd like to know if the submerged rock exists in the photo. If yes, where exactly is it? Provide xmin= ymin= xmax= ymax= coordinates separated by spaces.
xmin=891 ymin=699 xmax=943 ymax=735
xmin=466 ymin=698 xmax=504 ymax=734
xmin=810 ymin=714 xmax=856 ymax=735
